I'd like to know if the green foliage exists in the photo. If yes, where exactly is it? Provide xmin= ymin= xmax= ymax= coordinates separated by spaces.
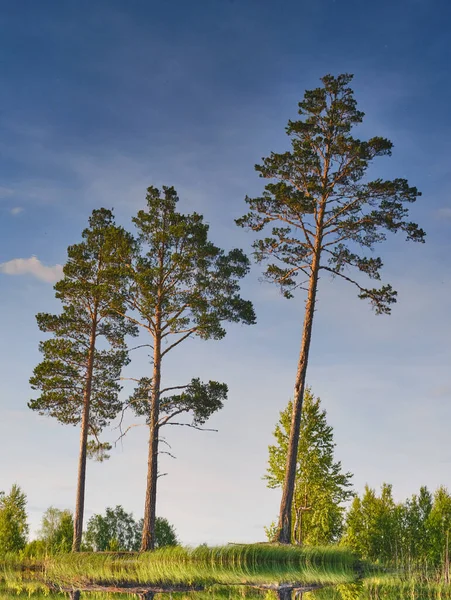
xmin=130 ymin=377 xmax=228 ymax=427
xmin=341 ymin=484 xmax=396 ymax=564
xmin=21 ymin=539 xmax=47 ymax=559
xmin=29 ymin=208 xmax=137 ymax=456
xmin=84 ymin=506 xmax=177 ymax=551
xmin=0 ymin=485 xmax=28 ymax=555
xmin=124 ymin=184 xmax=257 ymax=438
xmin=152 ymin=516 xmax=178 ymax=548
xmin=237 ymin=73 xmax=425 ymax=312
xmin=38 ymin=507 xmax=73 ymax=554
xmin=341 ymin=483 xmax=451 ymax=575
xmin=129 ymin=185 xmax=256 ymax=341
xmin=121 ymin=186 xmax=255 ymax=549
xmin=426 ymin=486 xmax=451 ymax=568
xmin=265 ymin=389 xmax=354 ymax=544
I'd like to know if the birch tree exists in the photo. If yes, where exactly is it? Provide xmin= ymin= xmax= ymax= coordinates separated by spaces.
xmin=265 ymin=389 xmax=353 ymax=545
xmin=237 ymin=73 xmax=425 ymax=543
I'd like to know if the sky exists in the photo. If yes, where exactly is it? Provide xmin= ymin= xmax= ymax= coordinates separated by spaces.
xmin=1 ymin=0 xmax=451 ymax=545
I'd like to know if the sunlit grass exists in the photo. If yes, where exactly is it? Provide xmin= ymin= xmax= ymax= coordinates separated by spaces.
xmin=1 ymin=544 xmax=358 ymax=591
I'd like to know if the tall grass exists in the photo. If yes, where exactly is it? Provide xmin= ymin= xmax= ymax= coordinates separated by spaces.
xmin=3 ymin=544 xmax=358 ymax=591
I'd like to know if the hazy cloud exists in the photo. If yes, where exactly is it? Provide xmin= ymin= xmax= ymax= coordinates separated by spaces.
xmin=436 ymin=207 xmax=451 ymax=219
xmin=0 ymin=256 xmax=63 ymax=283
xmin=10 ymin=206 xmax=24 ymax=216
xmin=0 ymin=187 xmax=14 ymax=198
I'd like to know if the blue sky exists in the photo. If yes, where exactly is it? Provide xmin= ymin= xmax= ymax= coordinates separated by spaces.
xmin=1 ymin=0 xmax=451 ymax=544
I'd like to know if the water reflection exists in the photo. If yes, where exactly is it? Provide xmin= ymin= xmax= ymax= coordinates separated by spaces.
xmin=3 ymin=581 xmax=451 ymax=600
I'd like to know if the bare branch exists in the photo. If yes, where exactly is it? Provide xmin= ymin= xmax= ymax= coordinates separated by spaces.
xmin=114 ymin=423 xmax=146 ymax=445
xmin=164 ymin=422 xmax=218 ymax=432
xmin=160 ymin=451 xmax=177 ymax=459
xmin=128 ymin=343 xmax=154 ymax=352
xmin=320 ymin=265 xmax=368 ymax=293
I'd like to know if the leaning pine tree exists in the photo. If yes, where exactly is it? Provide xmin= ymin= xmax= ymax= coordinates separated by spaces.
xmin=29 ymin=209 xmax=137 ymax=551
xmin=237 ymin=73 xmax=425 ymax=543
xmin=119 ymin=186 xmax=256 ymax=551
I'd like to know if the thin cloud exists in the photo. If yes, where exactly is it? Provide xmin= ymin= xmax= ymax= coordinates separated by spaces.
xmin=436 ymin=207 xmax=451 ymax=219
xmin=0 ymin=256 xmax=63 ymax=283
xmin=10 ymin=206 xmax=24 ymax=216
xmin=0 ymin=187 xmax=14 ymax=198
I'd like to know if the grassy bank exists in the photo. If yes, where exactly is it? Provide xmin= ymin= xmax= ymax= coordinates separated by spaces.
xmin=2 ymin=544 xmax=359 ymax=592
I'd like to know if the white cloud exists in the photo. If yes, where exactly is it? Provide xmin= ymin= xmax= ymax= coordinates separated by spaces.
xmin=0 ymin=256 xmax=63 ymax=283
xmin=10 ymin=206 xmax=24 ymax=216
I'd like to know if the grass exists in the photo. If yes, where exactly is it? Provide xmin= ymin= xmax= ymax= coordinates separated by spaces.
xmin=1 ymin=544 xmax=359 ymax=592
xmin=361 ymin=574 xmax=451 ymax=600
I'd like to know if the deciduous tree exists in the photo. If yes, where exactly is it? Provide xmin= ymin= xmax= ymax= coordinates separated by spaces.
xmin=342 ymin=483 xmax=397 ymax=563
xmin=265 ymin=389 xmax=353 ymax=544
xmin=0 ymin=485 xmax=28 ymax=555
xmin=237 ymin=74 xmax=425 ymax=542
xmin=39 ymin=507 xmax=73 ymax=553
xmin=84 ymin=505 xmax=177 ymax=551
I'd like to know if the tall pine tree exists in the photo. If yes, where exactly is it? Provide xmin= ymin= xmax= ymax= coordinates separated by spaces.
xmin=29 ymin=209 xmax=137 ymax=551
xmin=119 ymin=186 xmax=255 ymax=550
xmin=237 ymin=74 xmax=425 ymax=542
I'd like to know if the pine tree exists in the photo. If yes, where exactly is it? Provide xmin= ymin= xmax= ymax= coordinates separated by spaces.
xmin=265 ymin=389 xmax=353 ymax=544
xmin=237 ymin=74 xmax=425 ymax=542
xmin=29 ymin=209 xmax=137 ymax=551
xmin=119 ymin=185 xmax=255 ymax=550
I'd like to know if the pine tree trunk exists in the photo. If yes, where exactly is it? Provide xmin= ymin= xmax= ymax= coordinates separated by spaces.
xmin=141 ymin=330 xmax=161 ymax=551
xmin=72 ymin=309 xmax=98 ymax=552
xmin=275 ymin=203 xmax=326 ymax=544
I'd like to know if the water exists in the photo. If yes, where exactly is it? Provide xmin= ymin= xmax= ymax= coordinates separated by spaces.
xmin=2 ymin=580 xmax=451 ymax=600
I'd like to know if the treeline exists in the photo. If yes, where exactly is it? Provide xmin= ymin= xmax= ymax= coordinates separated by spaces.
xmin=343 ymin=483 xmax=451 ymax=576
xmin=0 ymin=486 xmax=177 ymax=557
xmin=265 ymin=389 xmax=451 ymax=579
xmin=19 ymin=73 xmax=424 ymax=553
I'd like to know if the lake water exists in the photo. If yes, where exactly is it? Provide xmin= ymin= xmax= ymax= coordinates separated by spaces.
xmin=2 ymin=580 xmax=451 ymax=600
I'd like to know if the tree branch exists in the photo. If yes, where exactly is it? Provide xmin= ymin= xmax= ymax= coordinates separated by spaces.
xmin=164 ymin=422 xmax=218 ymax=432
xmin=161 ymin=330 xmax=196 ymax=357
xmin=158 ymin=408 xmax=188 ymax=427
xmin=128 ymin=343 xmax=154 ymax=352
xmin=160 ymin=384 xmax=190 ymax=395
xmin=114 ymin=422 xmax=146 ymax=445
xmin=320 ymin=265 xmax=368 ymax=293
xmin=160 ymin=451 xmax=177 ymax=459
